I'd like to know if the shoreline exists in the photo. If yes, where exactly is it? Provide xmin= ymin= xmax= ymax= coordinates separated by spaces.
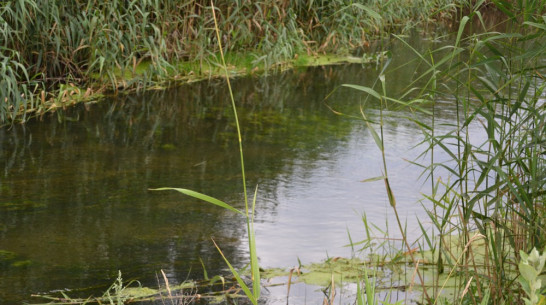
xmin=12 ymin=51 xmax=385 ymax=126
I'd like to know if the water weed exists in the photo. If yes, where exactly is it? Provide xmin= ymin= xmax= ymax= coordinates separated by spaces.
xmin=32 ymin=270 xmax=200 ymax=305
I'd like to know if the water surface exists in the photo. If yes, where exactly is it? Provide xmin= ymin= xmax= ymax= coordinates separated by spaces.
xmin=0 ymin=35 xmax=469 ymax=304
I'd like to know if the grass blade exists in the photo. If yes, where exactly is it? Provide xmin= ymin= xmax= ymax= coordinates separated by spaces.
xmin=149 ymin=187 xmax=243 ymax=215
xmin=212 ymin=239 xmax=257 ymax=305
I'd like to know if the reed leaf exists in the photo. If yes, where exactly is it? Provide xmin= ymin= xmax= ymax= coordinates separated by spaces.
xmin=212 ymin=239 xmax=256 ymax=305
xmin=149 ymin=188 xmax=243 ymax=215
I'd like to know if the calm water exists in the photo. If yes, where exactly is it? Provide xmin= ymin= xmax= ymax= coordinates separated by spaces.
xmin=0 ymin=35 xmax=468 ymax=304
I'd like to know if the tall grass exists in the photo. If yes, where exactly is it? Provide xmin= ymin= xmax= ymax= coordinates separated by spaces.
xmin=424 ymin=4 xmax=544 ymax=303
xmin=346 ymin=1 xmax=544 ymax=303
xmin=151 ymin=2 xmax=261 ymax=304
xmin=0 ymin=0 xmax=463 ymax=125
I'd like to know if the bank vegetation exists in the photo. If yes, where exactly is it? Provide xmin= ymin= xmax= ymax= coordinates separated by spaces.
xmin=0 ymin=0 xmax=479 ymax=124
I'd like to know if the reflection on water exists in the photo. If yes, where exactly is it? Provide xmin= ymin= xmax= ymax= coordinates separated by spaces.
xmin=0 ymin=35 xmax=466 ymax=304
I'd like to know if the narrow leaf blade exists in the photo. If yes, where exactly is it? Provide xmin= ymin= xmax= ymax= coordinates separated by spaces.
xmin=150 ymin=188 xmax=243 ymax=215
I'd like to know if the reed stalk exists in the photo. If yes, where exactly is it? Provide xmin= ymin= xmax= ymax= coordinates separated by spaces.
xmin=150 ymin=2 xmax=261 ymax=304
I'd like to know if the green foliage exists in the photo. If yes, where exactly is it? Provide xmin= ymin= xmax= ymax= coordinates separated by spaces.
xmin=342 ymin=0 xmax=545 ymax=304
xmin=519 ymin=248 xmax=546 ymax=305
xmin=150 ymin=188 xmax=243 ymax=215
xmin=419 ymin=7 xmax=544 ymax=305
xmin=0 ymin=0 xmax=467 ymax=124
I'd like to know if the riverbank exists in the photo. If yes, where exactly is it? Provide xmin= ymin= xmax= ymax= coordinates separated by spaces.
xmin=1 ymin=0 xmax=467 ymax=125
xmin=14 ymin=51 xmax=385 ymax=125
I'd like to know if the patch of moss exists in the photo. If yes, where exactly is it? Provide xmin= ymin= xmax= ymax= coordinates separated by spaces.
xmin=161 ymin=143 xmax=176 ymax=150
xmin=119 ymin=287 xmax=158 ymax=299
xmin=260 ymin=267 xmax=290 ymax=279
xmin=293 ymin=52 xmax=386 ymax=68
xmin=297 ymin=257 xmax=377 ymax=286
xmin=115 ymin=282 xmax=196 ymax=300
xmin=0 ymin=250 xmax=32 ymax=269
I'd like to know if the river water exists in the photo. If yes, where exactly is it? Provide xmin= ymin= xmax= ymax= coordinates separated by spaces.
xmin=0 ymin=35 xmax=470 ymax=304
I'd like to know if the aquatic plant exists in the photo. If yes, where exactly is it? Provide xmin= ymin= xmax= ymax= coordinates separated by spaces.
xmin=31 ymin=270 xmax=202 ymax=304
xmin=343 ymin=0 xmax=545 ymax=303
xmin=424 ymin=10 xmax=544 ymax=305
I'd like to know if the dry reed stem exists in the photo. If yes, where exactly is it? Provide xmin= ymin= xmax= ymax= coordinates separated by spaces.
xmin=161 ymin=269 xmax=174 ymax=301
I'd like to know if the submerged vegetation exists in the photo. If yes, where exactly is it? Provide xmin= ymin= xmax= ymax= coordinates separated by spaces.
xmin=0 ymin=0 xmax=467 ymax=124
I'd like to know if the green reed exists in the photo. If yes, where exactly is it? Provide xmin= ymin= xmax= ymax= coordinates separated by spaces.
xmin=151 ymin=2 xmax=261 ymax=304
xmin=345 ymin=1 xmax=544 ymax=303
xmin=430 ymin=5 xmax=544 ymax=303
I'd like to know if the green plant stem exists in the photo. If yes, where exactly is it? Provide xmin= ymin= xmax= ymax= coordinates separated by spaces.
xmin=211 ymin=2 xmax=260 ymax=302
xmin=210 ymin=1 xmax=248 ymax=214
xmin=378 ymin=103 xmax=433 ymax=303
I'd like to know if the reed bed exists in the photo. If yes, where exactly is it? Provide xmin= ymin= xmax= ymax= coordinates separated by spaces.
xmin=344 ymin=1 xmax=545 ymax=303
xmin=0 ymin=0 xmax=465 ymax=125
